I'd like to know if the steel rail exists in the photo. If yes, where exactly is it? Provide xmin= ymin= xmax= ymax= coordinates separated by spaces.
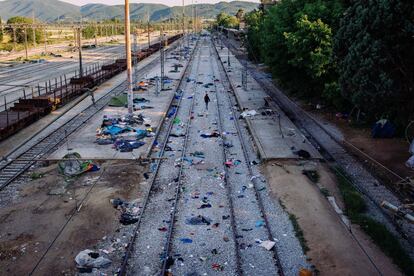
xmin=159 ymin=37 xmax=202 ymax=276
xmin=211 ymin=38 xmax=285 ymax=276
xmin=0 ymin=39 xmax=183 ymax=191
xmin=117 ymin=38 xmax=200 ymax=276
xmin=219 ymin=36 xmax=414 ymax=248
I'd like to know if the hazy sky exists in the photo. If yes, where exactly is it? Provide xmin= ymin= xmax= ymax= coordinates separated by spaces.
xmin=59 ymin=0 xmax=260 ymax=6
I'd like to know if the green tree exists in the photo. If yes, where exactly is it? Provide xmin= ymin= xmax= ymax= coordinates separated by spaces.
xmin=82 ymin=25 xmax=96 ymax=39
xmin=216 ymin=12 xmax=239 ymax=28
xmin=244 ymin=9 xmax=263 ymax=62
xmin=334 ymin=0 xmax=414 ymax=129
xmin=6 ymin=16 xmax=41 ymax=44
xmin=260 ymin=0 xmax=344 ymax=105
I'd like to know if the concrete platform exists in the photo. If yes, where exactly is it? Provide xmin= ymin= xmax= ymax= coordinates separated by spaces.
xmin=50 ymin=42 xmax=192 ymax=159
xmin=216 ymin=45 xmax=321 ymax=160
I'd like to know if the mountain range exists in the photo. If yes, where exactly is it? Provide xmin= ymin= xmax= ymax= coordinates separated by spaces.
xmin=0 ymin=0 xmax=259 ymax=22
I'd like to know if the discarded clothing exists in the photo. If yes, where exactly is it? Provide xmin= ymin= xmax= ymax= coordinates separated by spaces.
xmin=75 ymin=249 xmax=111 ymax=269
xmin=180 ymin=238 xmax=193 ymax=244
xmin=372 ymin=119 xmax=395 ymax=138
xmin=110 ymin=198 xmax=140 ymax=225
xmin=185 ymin=215 xmax=212 ymax=225
xmin=200 ymin=132 xmax=220 ymax=138
xmin=259 ymin=240 xmax=276 ymax=251
xmin=240 ymin=110 xmax=257 ymax=118
xmin=294 ymin=149 xmax=311 ymax=159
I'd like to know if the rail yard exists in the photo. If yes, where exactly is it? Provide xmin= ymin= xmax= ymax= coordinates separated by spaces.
xmin=0 ymin=2 xmax=413 ymax=276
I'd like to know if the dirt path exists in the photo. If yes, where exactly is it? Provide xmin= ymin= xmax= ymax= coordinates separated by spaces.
xmin=262 ymin=160 xmax=403 ymax=276
xmin=0 ymin=160 xmax=145 ymax=275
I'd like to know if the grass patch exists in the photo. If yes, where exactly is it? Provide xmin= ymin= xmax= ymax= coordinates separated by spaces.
xmin=30 ymin=172 xmax=44 ymax=180
xmin=289 ymin=213 xmax=309 ymax=253
xmin=278 ymin=199 xmax=309 ymax=253
xmin=334 ymin=167 xmax=414 ymax=275
xmin=320 ymin=187 xmax=330 ymax=197
xmin=302 ymin=169 xmax=320 ymax=183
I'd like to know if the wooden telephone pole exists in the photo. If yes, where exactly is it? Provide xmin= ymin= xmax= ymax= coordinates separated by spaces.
xmin=125 ymin=0 xmax=133 ymax=114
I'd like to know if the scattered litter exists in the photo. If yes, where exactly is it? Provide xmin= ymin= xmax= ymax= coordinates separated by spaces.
xmin=240 ymin=110 xmax=257 ymax=118
xmin=180 ymin=238 xmax=193 ymax=244
xmin=198 ymin=203 xmax=212 ymax=209
xmin=255 ymin=220 xmax=265 ymax=228
xmin=241 ymin=228 xmax=253 ymax=232
xmin=75 ymin=249 xmax=111 ymax=270
xmin=294 ymin=149 xmax=311 ymax=159
xmin=186 ymin=215 xmax=212 ymax=225
xmin=200 ymin=132 xmax=220 ymax=138
xmin=110 ymin=198 xmax=140 ymax=225
xmin=212 ymin=263 xmax=223 ymax=271
xmin=258 ymin=240 xmax=275 ymax=251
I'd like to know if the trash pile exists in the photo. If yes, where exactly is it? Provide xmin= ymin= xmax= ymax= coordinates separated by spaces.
xmin=109 ymin=94 xmax=153 ymax=110
xmin=58 ymin=152 xmax=100 ymax=176
xmin=110 ymin=197 xmax=140 ymax=225
xmin=75 ymin=249 xmax=111 ymax=272
xmin=95 ymin=114 xmax=154 ymax=152
xmin=240 ymin=110 xmax=257 ymax=118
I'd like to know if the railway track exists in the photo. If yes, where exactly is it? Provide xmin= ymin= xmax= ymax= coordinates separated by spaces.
xmin=0 ymin=39 xmax=164 ymax=111
xmin=119 ymin=36 xmax=202 ymax=276
xmin=121 ymin=36 xmax=290 ymax=276
xmin=211 ymin=39 xmax=285 ymax=275
xmin=0 ymin=39 xmax=182 ymax=191
xmin=219 ymin=37 xmax=414 ymax=246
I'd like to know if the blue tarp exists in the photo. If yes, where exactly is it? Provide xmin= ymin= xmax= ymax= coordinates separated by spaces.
xmin=372 ymin=119 xmax=396 ymax=138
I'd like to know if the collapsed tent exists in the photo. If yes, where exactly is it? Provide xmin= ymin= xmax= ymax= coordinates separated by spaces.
xmin=58 ymin=152 xmax=99 ymax=176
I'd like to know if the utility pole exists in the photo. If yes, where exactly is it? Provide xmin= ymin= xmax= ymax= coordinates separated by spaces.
xmin=125 ymin=0 xmax=134 ymax=115
xmin=32 ymin=10 xmax=36 ymax=48
xmin=147 ymin=12 xmax=151 ymax=49
xmin=12 ymin=28 xmax=16 ymax=51
xmin=94 ymin=23 xmax=98 ymax=46
xmin=24 ymin=27 xmax=28 ymax=60
xmin=195 ymin=0 xmax=197 ymax=33
xmin=77 ymin=27 xmax=83 ymax=78
xmin=133 ymin=30 xmax=138 ymax=89
xmin=227 ymin=46 xmax=231 ymax=67
xmin=191 ymin=0 xmax=195 ymax=34
xmin=44 ymin=28 xmax=47 ymax=53
xmin=160 ymin=27 xmax=165 ymax=91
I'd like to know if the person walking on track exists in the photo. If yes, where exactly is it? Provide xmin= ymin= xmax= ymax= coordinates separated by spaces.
xmin=204 ymin=92 xmax=211 ymax=110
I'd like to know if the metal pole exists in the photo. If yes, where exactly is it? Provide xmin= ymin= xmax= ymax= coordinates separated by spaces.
xmin=228 ymin=46 xmax=231 ymax=67
xmin=24 ymin=27 xmax=28 ymax=60
xmin=125 ymin=0 xmax=134 ymax=115
xmin=44 ymin=28 xmax=47 ymax=53
xmin=133 ymin=31 xmax=138 ymax=89
xmin=160 ymin=28 xmax=165 ymax=91
xmin=95 ymin=23 xmax=98 ymax=46
xmin=147 ymin=13 xmax=151 ymax=49
xmin=12 ymin=28 xmax=16 ymax=51
xmin=32 ymin=10 xmax=36 ymax=49
xmin=77 ymin=28 xmax=83 ymax=78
